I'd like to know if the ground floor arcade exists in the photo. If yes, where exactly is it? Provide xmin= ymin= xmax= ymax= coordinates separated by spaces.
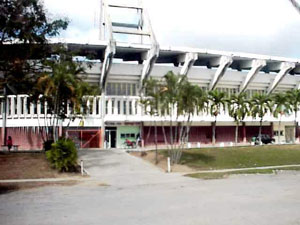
xmin=0 ymin=121 xmax=297 ymax=150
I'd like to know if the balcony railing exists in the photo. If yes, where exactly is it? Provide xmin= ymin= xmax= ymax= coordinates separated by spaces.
xmin=0 ymin=95 xmax=295 ymax=123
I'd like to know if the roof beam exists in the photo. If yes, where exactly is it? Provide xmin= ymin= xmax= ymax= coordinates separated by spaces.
xmin=139 ymin=45 xmax=159 ymax=92
xmin=99 ymin=40 xmax=116 ymax=89
xmin=178 ymin=52 xmax=198 ymax=76
xmin=239 ymin=59 xmax=266 ymax=93
xmin=267 ymin=62 xmax=296 ymax=94
xmin=209 ymin=56 xmax=233 ymax=91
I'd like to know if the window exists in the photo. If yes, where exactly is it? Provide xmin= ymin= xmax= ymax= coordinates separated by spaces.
xmin=274 ymin=131 xmax=284 ymax=136
xmin=117 ymin=101 xmax=121 ymax=114
xmin=123 ymin=101 xmax=127 ymax=115
xmin=105 ymin=100 xmax=108 ymax=114
xmin=120 ymin=133 xmax=136 ymax=139
xmin=106 ymin=82 xmax=138 ymax=96
xmin=96 ymin=99 xmax=99 ymax=115
xmin=112 ymin=100 xmax=115 ymax=114
xmin=40 ymin=101 xmax=44 ymax=114
xmin=129 ymin=101 xmax=132 ymax=115
xmin=26 ymin=99 xmax=31 ymax=115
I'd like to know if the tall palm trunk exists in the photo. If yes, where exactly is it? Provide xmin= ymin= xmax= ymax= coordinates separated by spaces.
xmin=212 ymin=116 xmax=217 ymax=145
xmin=235 ymin=121 xmax=239 ymax=145
xmin=259 ymin=118 xmax=263 ymax=145
xmin=278 ymin=114 xmax=282 ymax=144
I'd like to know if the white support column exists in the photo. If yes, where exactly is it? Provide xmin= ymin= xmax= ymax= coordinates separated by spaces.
xmin=239 ymin=59 xmax=266 ymax=93
xmin=24 ymin=96 xmax=27 ymax=117
xmin=44 ymin=101 xmax=48 ymax=116
xmin=132 ymin=100 xmax=136 ymax=115
xmin=30 ymin=101 xmax=34 ymax=117
xmin=92 ymin=97 xmax=97 ymax=115
xmin=126 ymin=100 xmax=129 ymax=116
xmin=267 ymin=62 xmax=296 ymax=94
xmin=17 ymin=95 xmax=21 ymax=117
xmin=115 ymin=99 xmax=119 ymax=115
xmin=120 ymin=99 xmax=124 ymax=115
xmin=137 ymin=100 xmax=142 ymax=116
xmin=37 ymin=100 xmax=41 ymax=116
xmin=209 ymin=56 xmax=233 ymax=91
xmin=98 ymin=97 xmax=102 ymax=116
xmin=179 ymin=52 xmax=198 ymax=76
xmin=10 ymin=96 xmax=15 ymax=117
xmin=86 ymin=97 xmax=90 ymax=115
xmin=107 ymin=99 xmax=112 ymax=115
xmin=31 ymin=103 xmax=34 ymax=117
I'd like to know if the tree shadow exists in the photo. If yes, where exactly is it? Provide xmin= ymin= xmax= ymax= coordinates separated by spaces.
xmin=180 ymin=152 xmax=216 ymax=165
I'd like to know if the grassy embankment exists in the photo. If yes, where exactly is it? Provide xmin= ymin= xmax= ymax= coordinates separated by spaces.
xmin=160 ymin=145 xmax=300 ymax=179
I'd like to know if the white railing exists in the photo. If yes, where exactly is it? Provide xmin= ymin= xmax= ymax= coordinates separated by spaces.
xmin=0 ymin=95 xmax=143 ymax=119
xmin=0 ymin=95 xmax=298 ymax=124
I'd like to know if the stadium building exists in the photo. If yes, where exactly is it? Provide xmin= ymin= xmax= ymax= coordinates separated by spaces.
xmin=1 ymin=0 xmax=300 ymax=150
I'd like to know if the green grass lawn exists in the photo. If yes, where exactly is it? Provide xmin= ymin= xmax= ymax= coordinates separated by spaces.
xmin=162 ymin=144 xmax=300 ymax=170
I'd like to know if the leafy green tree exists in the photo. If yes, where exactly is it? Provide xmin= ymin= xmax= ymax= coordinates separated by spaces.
xmin=0 ymin=0 xmax=68 ymax=145
xmin=227 ymin=92 xmax=249 ymax=145
xmin=272 ymin=92 xmax=291 ymax=143
xmin=0 ymin=0 xmax=68 ymax=93
xmin=286 ymin=89 xmax=300 ymax=143
xmin=250 ymin=93 xmax=273 ymax=144
xmin=208 ymin=90 xmax=227 ymax=145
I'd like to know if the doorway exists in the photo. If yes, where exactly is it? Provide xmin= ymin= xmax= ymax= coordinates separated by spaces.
xmin=285 ymin=126 xmax=295 ymax=143
xmin=105 ymin=127 xmax=117 ymax=148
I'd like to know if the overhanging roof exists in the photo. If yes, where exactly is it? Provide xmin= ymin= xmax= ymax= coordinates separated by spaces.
xmin=3 ymin=41 xmax=300 ymax=75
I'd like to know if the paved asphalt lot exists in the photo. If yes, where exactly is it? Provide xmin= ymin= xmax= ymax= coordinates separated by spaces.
xmin=1 ymin=150 xmax=300 ymax=225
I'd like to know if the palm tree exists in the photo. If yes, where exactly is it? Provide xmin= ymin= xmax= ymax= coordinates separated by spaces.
xmin=208 ymin=90 xmax=227 ymax=145
xmin=250 ymin=93 xmax=273 ymax=145
xmin=227 ymin=92 xmax=249 ymax=145
xmin=174 ymin=78 xmax=203 ymax=163
xmin=141 ymin=77 xmax=160 ymax=164
xmin=272 ymin=92 xmax=291 ymax=144
xmin=160 ymin=71 xmax=181 ymax=151
xmin=286 ymin=89 xmax=300 ymax=143
xmin=35 ymin=53 xmax=97 ymax=142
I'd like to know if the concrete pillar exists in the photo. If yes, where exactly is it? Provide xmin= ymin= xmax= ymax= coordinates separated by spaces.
xmin=93 ymin=97 xmax=97 ymax=115
xmin=17 ymin=96 xmax=21 ymax=117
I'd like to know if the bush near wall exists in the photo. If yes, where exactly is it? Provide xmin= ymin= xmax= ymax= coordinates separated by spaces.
xmin=46 ymin=138 xmax=78 ymax=172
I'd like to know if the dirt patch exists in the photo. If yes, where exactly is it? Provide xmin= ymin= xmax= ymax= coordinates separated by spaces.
xmin=0 ymin=180 xmax=80 ymax=195
xmin=130 ymin=151 xmax=196 ymax=173
xmin=0 ymin=152 xmax=80 ymax=180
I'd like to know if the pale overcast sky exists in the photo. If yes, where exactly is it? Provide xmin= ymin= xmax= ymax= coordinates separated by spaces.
xmin=44 ymin=0 xmax=300 ymax=58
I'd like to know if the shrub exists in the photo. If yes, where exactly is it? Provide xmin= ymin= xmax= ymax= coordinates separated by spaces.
xmin=46 ymin=138 xmax=78 ymax=172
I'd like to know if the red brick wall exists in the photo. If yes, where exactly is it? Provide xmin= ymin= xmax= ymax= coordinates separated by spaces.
xmin=1 ymin=127 xmax=44 ymax=150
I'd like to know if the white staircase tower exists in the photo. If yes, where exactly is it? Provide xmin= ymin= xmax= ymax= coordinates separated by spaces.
xmin=99 ymin=0 xmax=159 ymax=148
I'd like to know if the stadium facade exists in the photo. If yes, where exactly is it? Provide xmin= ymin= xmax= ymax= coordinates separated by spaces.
xmin=1 ymin=0 xmax=300 ymax=150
